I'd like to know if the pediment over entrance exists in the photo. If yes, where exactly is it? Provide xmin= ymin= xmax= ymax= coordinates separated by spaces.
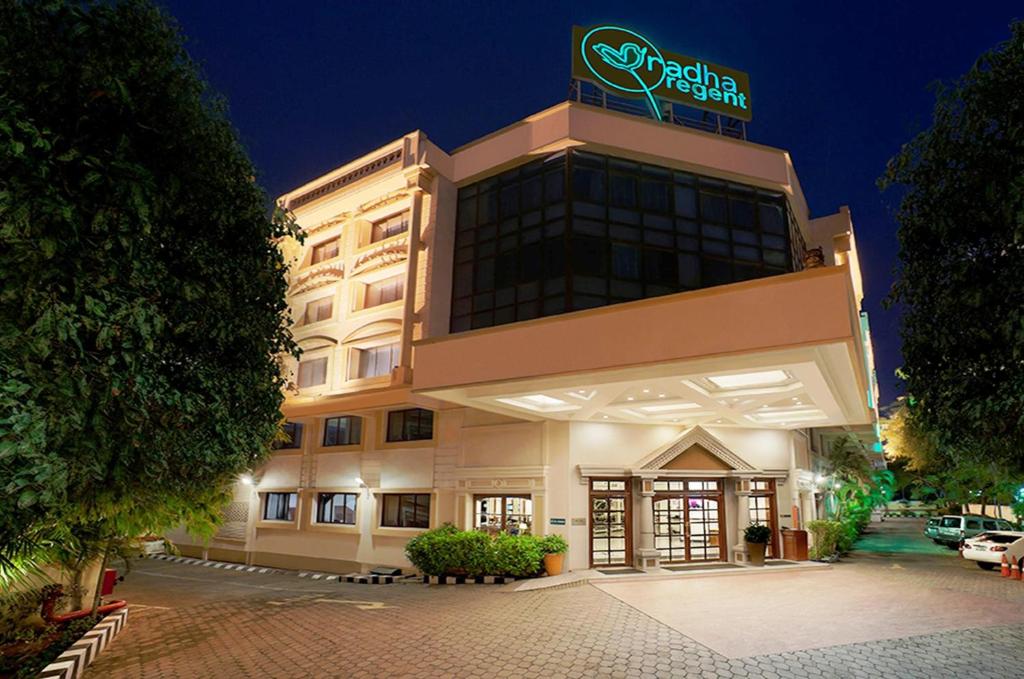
xmin=637 ymin=426 xmax=756 ymax=472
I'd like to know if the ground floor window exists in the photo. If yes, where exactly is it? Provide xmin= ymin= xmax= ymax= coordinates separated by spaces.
xmin=474 ymin=495 xmax=532 ymax=534
xmin=263 ymin=492 xmax=297 ymax=521
xmin=317 ymin=492 xmax=357 ymax=525
xmin=381 ymin=493 xmax=430 ymax=528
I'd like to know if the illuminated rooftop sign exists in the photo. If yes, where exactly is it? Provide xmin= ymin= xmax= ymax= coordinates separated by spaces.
xmin=572 ymin=25 xmax=752 ymax=122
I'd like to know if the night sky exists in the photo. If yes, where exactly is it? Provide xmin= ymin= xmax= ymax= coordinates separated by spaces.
xmin=160 ymin=1 xmax=1019 ymax=406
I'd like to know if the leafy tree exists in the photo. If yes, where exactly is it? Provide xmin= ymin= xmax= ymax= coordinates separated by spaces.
xmin=0 ymin=0 xmax=298 ymax=594
xmin=823 ymin=434 xmax=872 ymax=482
xmin=880 ymin=21 xmax=1024 ymax=471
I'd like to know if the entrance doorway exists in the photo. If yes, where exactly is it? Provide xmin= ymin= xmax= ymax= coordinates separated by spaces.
xmin=652 ymin=479 xmax=726 ymax=562
xmin=589 ymin=478 xmax=631 ymax=567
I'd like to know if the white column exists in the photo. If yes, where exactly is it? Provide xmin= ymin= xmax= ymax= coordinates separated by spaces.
xmin=634 ymin=477 xmax=661 ymax=571
xmin=736 ymin=491 xmax=751 ymax=562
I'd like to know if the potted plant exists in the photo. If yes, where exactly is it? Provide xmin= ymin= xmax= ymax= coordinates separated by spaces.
xmin=539 ymin=534 xmax=568 ymax=576
xmin=744 ymin=523 xmax=772 ymax=566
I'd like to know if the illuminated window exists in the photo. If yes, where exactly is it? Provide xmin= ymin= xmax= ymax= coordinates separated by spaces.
xmin=311 ymin=239 xmax=339 ymax=264
xmin=297 ymin=357 xmax=327 ymax=388
xmin=304 ymin=296 xmax=333 ymax=324
xmin=263 ymin=492 xmax=297 ymax=521
xmin=386 ymin=408 xmax=433 ymax=442
xmin=323 ymin=415 xmax=361 ymax=446
xmin=381 ymin=493 xmax=430 ymax=528
xmin=371 ymin=213 xmax=408 ymax=243
xmin=474 ymin=495 xmax=533 ymax=534
xmin=316 ymin=492 xmax=357 ymax=525
xmin=356 ymin=343 xmax=399 ymax=379
xmin=364 ymin=276 xmax=404 ymax=308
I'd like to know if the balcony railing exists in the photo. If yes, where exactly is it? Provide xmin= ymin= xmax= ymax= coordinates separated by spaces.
xmin=569 ymin=79 xmax=747 ymax=140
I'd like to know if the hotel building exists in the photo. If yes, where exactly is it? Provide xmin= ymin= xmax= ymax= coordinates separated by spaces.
xmin=169 ymin=95 xmax=882 ymax=574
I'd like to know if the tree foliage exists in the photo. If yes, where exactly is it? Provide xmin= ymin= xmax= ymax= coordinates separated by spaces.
xmin=880 ymin=21 xmax=1024 ymax=471
xmin=0 ymin=0 xmax=298 ymax=580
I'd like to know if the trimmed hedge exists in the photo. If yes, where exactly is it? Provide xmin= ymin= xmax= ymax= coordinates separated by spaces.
xmin=807 ymin=520 xmax=845 ymax=560
xmin=405 ymin=523 xmax=545 ymax=577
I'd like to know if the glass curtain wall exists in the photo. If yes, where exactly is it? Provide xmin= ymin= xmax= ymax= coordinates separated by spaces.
xmin=452 ymin=150 xmax=799 ymax=333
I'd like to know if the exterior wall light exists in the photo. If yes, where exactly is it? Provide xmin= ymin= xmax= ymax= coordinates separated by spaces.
xmin=240 ymin=474 xmax=253 ymax=486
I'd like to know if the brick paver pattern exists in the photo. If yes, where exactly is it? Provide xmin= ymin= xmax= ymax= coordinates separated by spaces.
xmin=89 ymin=523 xmax=1024 ymax=678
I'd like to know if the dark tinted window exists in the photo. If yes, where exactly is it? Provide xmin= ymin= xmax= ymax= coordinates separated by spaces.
xmin=381 ymin=493 xmax=431 ymax=528
xmin=274 ymin=422 xmax=303 ymax=450
xmin=451 ymin=150 xmax=796 ymax=332
xmin=323 ymin=416 xmax=361 ymax=446
xmin=386 ymin=408 xmax=434 ymax=442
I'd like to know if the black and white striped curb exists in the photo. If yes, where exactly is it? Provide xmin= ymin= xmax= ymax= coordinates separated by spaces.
xmin=423 ymin=575 xmax=516 ymax=585
xmin=148 ymin=554 xmax=287 ymax=576
xmin=147 ymin=554 xmax=411 ymax=584
xmin=39 ymin=607 xmax=128 ymax=679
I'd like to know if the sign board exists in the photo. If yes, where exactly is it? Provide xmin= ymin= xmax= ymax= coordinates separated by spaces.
xmin=571 ymin=517 xmax=587 ymax=527
xmin=572 ymin=25 xmax=752 ymax=122
xmin=549 ymin=518 xmax=567 ymax=526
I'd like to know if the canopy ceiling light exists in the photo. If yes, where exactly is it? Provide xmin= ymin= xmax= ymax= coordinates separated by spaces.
xmin=706 ymin=370 xmax=790 ymax=389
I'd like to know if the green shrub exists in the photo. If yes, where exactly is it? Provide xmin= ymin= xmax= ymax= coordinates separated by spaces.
xmin=404 ymin=524 xmax=545 ymax=577
xmin=743 ymin=523 xmax=772 ymax=544
xmin=539 ymin=534 xmax=568 ymax=554
xmin=807 ymin=520 xmax=844 ymax=560
xmin=404 ymin=523 xmax=459 ymax=576
xmin=492 ymin=533 xmax=543 ymax=577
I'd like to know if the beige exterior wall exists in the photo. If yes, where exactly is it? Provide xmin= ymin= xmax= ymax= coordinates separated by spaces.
xmin=167 ymin=103 xmax=879 ymax=574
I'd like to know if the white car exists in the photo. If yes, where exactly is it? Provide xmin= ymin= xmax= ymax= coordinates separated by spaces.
xmin=961 ymin=531 xmax=1024 ymax=570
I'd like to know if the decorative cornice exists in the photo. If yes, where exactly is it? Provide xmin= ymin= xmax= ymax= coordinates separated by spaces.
xmin=638 ymin=426 xmax=756 ymax=471
xmin=351 ymin=235 xmax=408 ymax=276
xmin=359 ymin=189 xmax=411 ymax=215
xmin=289 ymin=262 xmax=345 ymax=295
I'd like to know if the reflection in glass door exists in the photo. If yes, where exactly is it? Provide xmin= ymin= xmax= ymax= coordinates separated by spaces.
xmin=590 ymin=479 xmax=631 ymax=566
xmin=652 ymin=479 xmax=724 ymax=563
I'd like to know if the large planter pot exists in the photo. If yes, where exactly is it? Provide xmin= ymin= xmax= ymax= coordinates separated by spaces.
xmin=543 ymin=552 xmax=565 ymax=576
xmin=747 ymin=542 xmax=767 ymax=566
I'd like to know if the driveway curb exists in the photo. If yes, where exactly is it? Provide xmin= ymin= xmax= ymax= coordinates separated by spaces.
xmin=38 ymin=607 xmax=128 ymax=679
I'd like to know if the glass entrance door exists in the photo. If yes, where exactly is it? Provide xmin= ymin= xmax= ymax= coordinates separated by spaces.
xmin=653 ymin=479 xmax=725 ymax=563
xmin=590 ymin=479 xmax=631 ymax=567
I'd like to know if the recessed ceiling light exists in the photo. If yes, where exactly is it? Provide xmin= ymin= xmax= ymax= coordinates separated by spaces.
xmin=642 ymin=389 xmax=650 ymax=393
xmin=658 ymin=393 xmax=666 ymax=398
xmin=520 ymin=394 xmax=567 ymax=407
xmin=791 ymin=397 xmax=799 ymax=401
xmin=626 ymin=396 xmax=634 ymax=401
xmin=602 ymin=415 xmax=608 ymax=419
xmin=672 ymin=419 xmax=679 ymax=422
xmin=707 ymin=370 xmax=789 ymax=389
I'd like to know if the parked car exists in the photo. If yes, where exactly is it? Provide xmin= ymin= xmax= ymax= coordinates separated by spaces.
xmin=923 ymin=517 xmax=941 ymax=540
xmin=936 ymin=514 xmax=1015 ymax=547
xmin=961 ymin=531 xmax=1024 ymax=570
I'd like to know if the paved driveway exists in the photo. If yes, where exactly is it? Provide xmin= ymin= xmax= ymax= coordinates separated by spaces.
xmin=89 ymin=520 xmax=1024 ymax=678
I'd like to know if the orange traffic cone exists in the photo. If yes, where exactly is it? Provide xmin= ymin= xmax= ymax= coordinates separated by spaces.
xmin=1001 ymin=554 xmax=1010 ymax=577
xmin=1012 ymin=562 xmax=1022 ymax=581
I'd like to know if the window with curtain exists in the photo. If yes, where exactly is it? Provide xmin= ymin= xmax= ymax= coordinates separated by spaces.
xmin=364 ymin=276 xmax=404 ymax=308
xmin=316 ymin=492 xmax=357 ymax=525
xmin=311 ymin=238 xmax=339 ymax=264
xmin=356 ymin=343 xmax=399 ymax=379
xmin=297 ymin=357 xmax=328 ymax=388
xmin=304 ymin=296 xmax=333 ymax=324
xmin=263 ymin=492 xmax=297 ymax=521
xmin=371 ymin=213 xmax=408 ymax=243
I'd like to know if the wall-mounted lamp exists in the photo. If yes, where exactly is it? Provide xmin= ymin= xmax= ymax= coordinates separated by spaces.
xmin=240 ymin=474 xmax=254 ymax=486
